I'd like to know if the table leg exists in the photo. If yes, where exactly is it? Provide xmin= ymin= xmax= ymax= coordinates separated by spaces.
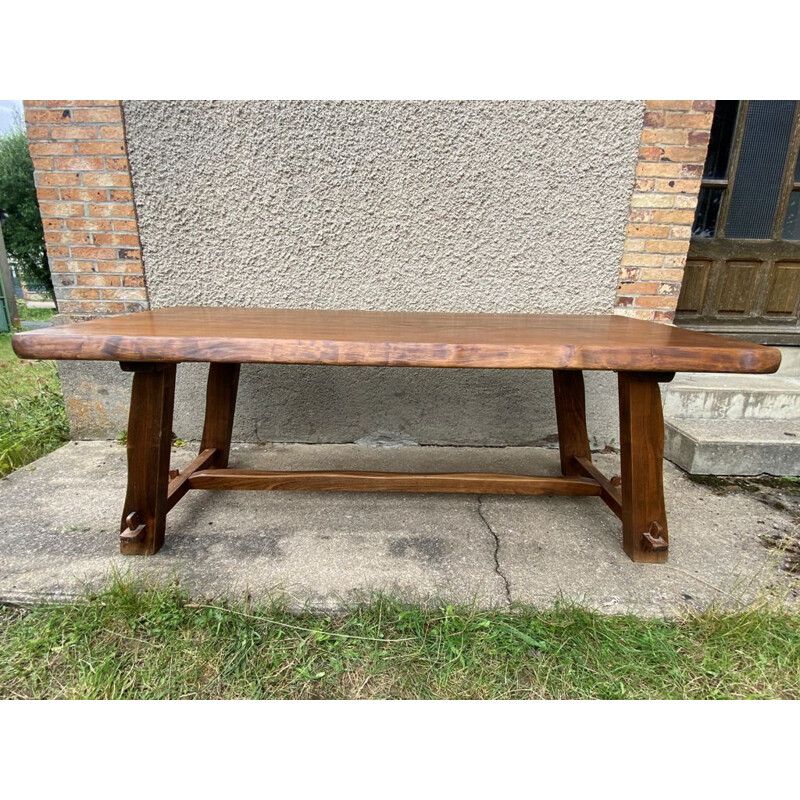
xmin=119 ymin=363 xmax=176 ymax=555
xmin=617 ymin=371 xmax=674 ymax=563
xmin=553 ymin=370 xmax=592 ymax=476
xmin=200 ymin=363 xmax=240 ymax=468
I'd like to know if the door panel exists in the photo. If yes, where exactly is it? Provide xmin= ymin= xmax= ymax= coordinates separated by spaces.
xmin=676 ymin=100 xmax=800 ymax=344
xmin=765 ymin=262 xmax=800 ymax=316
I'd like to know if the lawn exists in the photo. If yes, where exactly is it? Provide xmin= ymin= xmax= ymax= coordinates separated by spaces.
xmin=1 ymin=578 xmax=798 ymax=699
xmin=0 ymin=306 xmax=69 ymax=477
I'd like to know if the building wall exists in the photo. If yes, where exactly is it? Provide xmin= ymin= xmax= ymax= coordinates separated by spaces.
xmin=614 ymin=100 xmax=714 ymax=321
xmin=24 ymin=100 xmax=711 ymax=448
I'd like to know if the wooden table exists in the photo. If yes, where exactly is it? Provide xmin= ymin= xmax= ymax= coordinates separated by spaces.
xmin=12 ymin=307 xmax=782 ymax=563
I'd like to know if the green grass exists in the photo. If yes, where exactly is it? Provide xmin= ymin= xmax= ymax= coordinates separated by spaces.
xmin=1 ymin=577 xmax=798 ymax=699
xmin=0 ymin=332 xmax=69 ymax=477
xmin=16 ymin=303 xmax=56 ymax=323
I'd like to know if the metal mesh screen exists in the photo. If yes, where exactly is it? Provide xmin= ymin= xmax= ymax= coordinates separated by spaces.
xmin=724 ymin=101 xmax=796 ymax=239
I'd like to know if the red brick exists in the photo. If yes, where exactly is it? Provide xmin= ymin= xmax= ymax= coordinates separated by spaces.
xmin=645 ymin=100 xmax=693 ymax=111
xmin=32 ymin=157 xmax=54 ymax=170
xmin=39 ymin=202 xmax=85 ymax=217
xmin=25 ymin=109 xmax=74 ymax=124
xmin=66 ymin=218 xmax=113 ymax=231
xmin=71 ymin=108 xmax=123 ymax=123
xmin=102 ymin=287 xmax=147 ymax=300
xmin=78 ymin=141 xmax=126 ymax=156
xmin=87 ymin=203 xmax=136 ymax=218
xmin=69 ymin=288 xmax=102 ymax=300
xmin=639 ymin=268 xmax=685 ymax=281
xmin=44 ymin=100 xmax=118 ymax=107
xmin=660 ymin=145 xmax=709 ymax=163
xmin=634 ymin=295 xmax=678 ymax=308
xmin=664 ymin=112 xmax=714 ymax=129
xmin=650 ymin=209 xmax=696 ymax=224
xmin=76 ymin=274 xmax=122 ymax=287
xmin=54 ymin=157 xmax=105 ymax=171
xmin=109 ymin=189 xmax=133 ymax=202
xmin=636 ymin=162 xmax=685 ymax=178
xmin=688 ymin=130 xmax=711 ymax=145
xmin=70 ymin=247 xmax=119 ymax=260
xmin=51 ymin=126 xmax=98 ymax=140
xmin=644 ymin=239 xmax=691 ymax=254
xmin=626 ymin=224 xmax=670 ymax=238
xmin=620 ymin=281 xmax=661 ymax=295
xmin=654 ymin=179 xmax=702 ymax=193
xmin=36 ymin=172 xmax=80 ymax=187
xmin=640 ymin=129 xmax=688 ymax=145
xmin=96 ymin=260 xmax=143 ymax=273
xmin=82 ymin=172 xmax=131 ymax=187
xmin=35 ymin=188 xmax=59 ymax=201
xmin=638 ymin=146 xmax=662 ymax=161
xmin=643 ymin=111 xmax=665 ymax=128
xmin=94 ymin=233 xmax=141 ymax=246
xmin=44 ymin=231 xmax=91 ymax=245
xmin=692 ymin=100 xmax=715 ymax=112
xmin=99 ymin=125 xmax=125 ymax=140
xmin=104 ymin=157 xmax=129 ymax=170
xmin=25 ymin=125 xmax=50 ymax=140
xmin=60 ymin=188 xmax=109 ymax=202
xmin=112 ymin=219 xmax=139 ymax=231
xmin=28 ymin=142 xmax=76 ymax=157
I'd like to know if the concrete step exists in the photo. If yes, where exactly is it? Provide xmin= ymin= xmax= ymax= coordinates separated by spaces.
xmin=665 ymin=418 xmax=800 ymax=476
xmin=663 ymin=373 xmax=800 ymax=420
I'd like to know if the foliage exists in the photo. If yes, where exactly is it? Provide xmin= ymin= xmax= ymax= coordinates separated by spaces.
xmin=1 ymin=576 xmax=798 ymax=699
xmin=0 ymin=332 xmax=69 ymax=476
xmin=16 ymin=303 xmax=56 ymax=323
xmin=0 ymin=125 xmax=51 ymax=292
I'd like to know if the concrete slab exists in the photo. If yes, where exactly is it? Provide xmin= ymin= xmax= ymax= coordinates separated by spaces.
xmin=1 ymin=442 xmax=797 ymax=615
xmin=665 ymin=419 xmax=800 ymax=476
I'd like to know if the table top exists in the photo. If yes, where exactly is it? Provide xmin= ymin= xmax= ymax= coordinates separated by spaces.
xmin=11 ymin=307 xmax=782 ymax=373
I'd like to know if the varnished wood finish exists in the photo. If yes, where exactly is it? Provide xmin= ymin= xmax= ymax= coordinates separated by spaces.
xmin=617 ymin=371 xmax=672 ymax=563
xmin=14 ymin=306 xmax=784 ymax=563
xmin=573 ymin=456 xmax=623 ymax=520
xmin=188 ymin=469 xmax=602 ymax=496
xmin=11 ymin=307 xmax=781 ymax=373
xmin=553 ymin=370 xmax=592 ymax=476
xmin=200 ymin=363 xmax=240 ymax=468
xmin=166 ymin=448 xmax=218 ymax=512
xmin=119 ymin=363 xmax=176 ymax=555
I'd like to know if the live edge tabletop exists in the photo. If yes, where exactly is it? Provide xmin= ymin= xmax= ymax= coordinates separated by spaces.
xmin=11 ymin=306 xmax=782 ymax=373
xmin=11 ymin=308 xmax=782 ymax=565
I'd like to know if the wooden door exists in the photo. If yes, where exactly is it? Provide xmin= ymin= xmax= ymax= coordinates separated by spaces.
xmin=676 ymin=101 xmax=800 ymax=344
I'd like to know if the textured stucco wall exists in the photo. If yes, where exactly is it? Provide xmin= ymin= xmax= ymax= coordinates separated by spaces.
xmin=67 ymin=100 xmax=645 ymax=446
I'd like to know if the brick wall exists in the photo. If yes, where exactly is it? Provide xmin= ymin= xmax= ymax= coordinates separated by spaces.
xmin=23 ymin=100 xmax=149 ymax=318
xmin=24 ymin=99 xmax=714 ymax=325
xmin=613 ymin=100 xmax=715 ymax=322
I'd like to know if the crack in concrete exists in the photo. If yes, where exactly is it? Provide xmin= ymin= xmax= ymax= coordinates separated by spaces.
xmin=476 ymin=495 xmax=512 ymax=606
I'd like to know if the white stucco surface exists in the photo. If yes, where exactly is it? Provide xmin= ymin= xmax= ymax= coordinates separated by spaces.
xmin=69 ymin=101 xmax=645 ymax=446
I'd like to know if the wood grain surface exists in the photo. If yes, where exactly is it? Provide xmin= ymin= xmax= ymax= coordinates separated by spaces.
xmin=187 ymin=469 xmax=602 ymax=495
xmin=11 ymin=307 xmax=781 ymax=373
